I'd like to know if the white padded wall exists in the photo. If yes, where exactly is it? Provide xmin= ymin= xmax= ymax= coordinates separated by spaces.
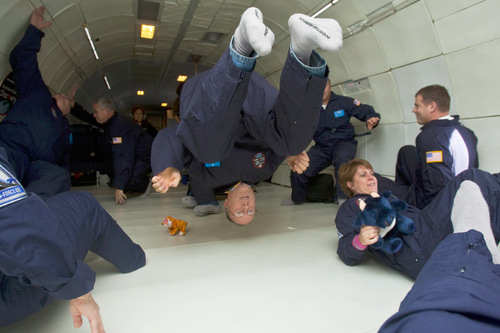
xmin=424 ymin=0 xmax=483 ymax=20
xmin=463 ymin=118 xmax=500 ymax=174
xmin=392 ymin=56 xmax=454 ymax=124
xmin=367 ymin=72 xmax=402 ymax=124
xmin=446 ymin=40 xmax=500 ymax=119
xmin=373 ymin=2 xmax=441 ymax=69
xmin=339 ymin=28 xmax=389 ymax=80
xmin=365 ymin=123 xmax=406 ymax=176
xmin=435 ymin=0 xmax=500 ymax=54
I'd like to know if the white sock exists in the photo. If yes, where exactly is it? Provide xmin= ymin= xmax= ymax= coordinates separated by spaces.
xmin=288 ymin=14 xmax=343 ymax=65
xmin=233 ymin=7 xmax=274 ymax=57
xmin=451 ymin=180 xmax=500 ymax=264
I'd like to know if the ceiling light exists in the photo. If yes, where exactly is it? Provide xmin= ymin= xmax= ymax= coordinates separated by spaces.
xmin=137 ymin=90 xmax=145 ymax=96
xmin=141 ymin=24 xmax=155 ymax=39
xmin=177 ymin=75 xmax=187 ymax=82
xmin=83 ymin=24 xmax=99 ymax=60
xmin=312 ymin=0 xmax=341 ymax=18
xmin=161 ymin=103 xmax=168 ymax=107
xmin=103 ymin=75 xmax=111 ymax=90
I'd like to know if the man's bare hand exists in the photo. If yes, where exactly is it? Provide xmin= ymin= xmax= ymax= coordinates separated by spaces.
xmin=31 ymin=6 xmax=52 ymax=31
xmin=286 ymin=151 xmax=310 ymax=174
xmin=152 ymin=167 xmax=181 ymax=193
xmin=69 ymin=292 xmax=106 ymax=333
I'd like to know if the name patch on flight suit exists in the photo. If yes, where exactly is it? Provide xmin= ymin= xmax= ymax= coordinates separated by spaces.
xmin=205 ymin=162 xmax=220 ymax=167
xmin=0 ymin=164 xmax=27 ymax=208
xmin=112 ymin=137 xmax=122 ymax=144
xmin=252 ymin=152 xmax=266 ymax=169
xmin=426 ymin=151 xmax=443 ymax=163
xmin=334 ymin=109 xmax=345 ymax=118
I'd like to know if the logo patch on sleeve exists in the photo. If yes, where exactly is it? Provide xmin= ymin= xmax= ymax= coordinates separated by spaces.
xmin=252 ymin=152 xmax=266 ymax=169
xmin=426 ymin=151 xmax=443 ymax=163
xmin=353 ymin=99 xmax=361 ymax=106
xmin=0 ymin=164 xmax=27 ymax=208
xmin=112 ymin=137 xmax=123 ymax=144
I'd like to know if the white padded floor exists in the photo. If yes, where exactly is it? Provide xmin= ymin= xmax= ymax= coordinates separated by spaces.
xmin=1 ymin=182 xmax=414 ymax=333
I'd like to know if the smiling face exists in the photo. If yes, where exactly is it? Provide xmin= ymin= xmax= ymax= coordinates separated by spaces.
xmin=412 ymin=94 xmax=435 ymax=125
xmin=347 ymin=166 xmax=378 ymax=195
xmin=224 ymin=183 xmax=256 ymax=226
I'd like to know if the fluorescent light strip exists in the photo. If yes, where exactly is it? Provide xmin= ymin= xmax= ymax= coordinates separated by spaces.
xmin=312 ymin=0 xmax=340 ymax=18
xmin=84 ymin=26 xmax=100 ymax=60
xmin=103 ymin=75 xmax=111 ymax=90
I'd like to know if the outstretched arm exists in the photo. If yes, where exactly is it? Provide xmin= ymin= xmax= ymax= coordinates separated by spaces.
xmin=30 ymin=6 xmax=52 ymax=31
xmin=69 ymin=292 xmax=106 ymax=333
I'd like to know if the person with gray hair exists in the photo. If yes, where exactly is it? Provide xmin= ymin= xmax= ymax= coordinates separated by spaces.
xmin=70 ymin=96 xmax=154 ymax=204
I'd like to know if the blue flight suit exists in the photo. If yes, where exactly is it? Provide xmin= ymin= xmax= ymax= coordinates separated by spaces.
xmin=0 ymin=25 xmax=72 ymax=199
xmin=71 ymin=105 xmax=153 ymax=193
xmin=151 ymin=47 xmax=328 ymax=191
xmin=0 ymin=147 xmax=145 ymax=327
xmin=335 ymin=168 xmax=500 ymax=278
xmin=290 ymin=94 xmax=380 ymax=203
xmin=393 ymin=116 xmax=478 ymax=209
xmin=380 ymin=230 xmax=500 ymax=333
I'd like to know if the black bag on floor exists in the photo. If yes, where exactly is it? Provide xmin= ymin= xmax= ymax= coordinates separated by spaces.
xmin=305 ymin=173 xmax=335 ymax=203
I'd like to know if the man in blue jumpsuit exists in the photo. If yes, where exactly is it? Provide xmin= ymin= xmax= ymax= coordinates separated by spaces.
xmin=0 ymin=147 xmax=146 ymax=330
xmin=282 ymin=78 xmax=380 ymax=206
xmin=0 ymin=6 xmax=72 ymax=199
xmin=385 ymin=84 xmax=478 ymax=209
xmin=380 ymin=181 xmax=500 ymax=332
xmin=151 ymin=8 xmax=344 ymax=225
xmin=70 ymin=98 xmax=154 ymax=204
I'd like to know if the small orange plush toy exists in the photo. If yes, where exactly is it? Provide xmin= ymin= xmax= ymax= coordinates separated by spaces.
xmin=162 ymin=216 xmax=188 ymax=236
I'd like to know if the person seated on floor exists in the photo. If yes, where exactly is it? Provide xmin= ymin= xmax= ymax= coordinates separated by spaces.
xmin=380 ymin=84 xmax=478 ymax=209
xmin=335 ymin=158 xmax=500 ymax=278
xmin=380 ymin=182 xmax=500 ymax=332
xmin=69 ymin=95 xmax=154 ymax=205
xmin=281 ymin=78 xmax=380 ymax=207
xmin=0 ymin=147 xmax=146 ymax=332
xmin=151 ymin=7 xmax=343 ymax=225
xmin=0 ymin=6 xmax=72 ymax=199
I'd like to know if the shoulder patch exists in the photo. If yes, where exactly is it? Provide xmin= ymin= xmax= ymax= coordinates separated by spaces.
xmin=112 ymin=137 xmax=123 ymax=144
xmin=252 ymin=152 xmax=266 ymax=169
xmin=353 ymin=99 xmax=361 ymax=106
xmin=0 ymin=163 xmax=27 ymax=208
xmin=426 ymin=151 xmax=443 ymax=163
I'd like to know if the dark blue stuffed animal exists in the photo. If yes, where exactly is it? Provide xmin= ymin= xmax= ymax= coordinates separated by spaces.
xmin=353 ymin=191 xmax=415 ymax=254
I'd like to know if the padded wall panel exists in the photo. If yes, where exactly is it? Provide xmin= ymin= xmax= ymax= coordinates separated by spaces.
xmin=368 ymin=72 xmax=402 ymax=124
xmin=424 ymin=0 xmax=483 ymax=20
xmin=0 ymin=1 xmax=32 ymax=58
xmin=435 ymin=0 xmax=500 ymax=54
xmin=373 ymin=1 xmax=441 ymax=69
xmin=392 ymin=56 xmax=454 ymax=123
xmin=462 ymin=117 xmax=500 ymax=174
xmin=321 ymin=0 xmax=366 ymax=29
xmin=322 ymin=52 xmax=350 ymax=86
xmin=446 ymin=40 xmax=500 ymax=118
xmin=356 ymin=0 xmax=394 ymax=15
xmin=339 ymin=28 xmax=389 ymax=81
xmin=364 ymin=123 xmax=405 ymax=177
